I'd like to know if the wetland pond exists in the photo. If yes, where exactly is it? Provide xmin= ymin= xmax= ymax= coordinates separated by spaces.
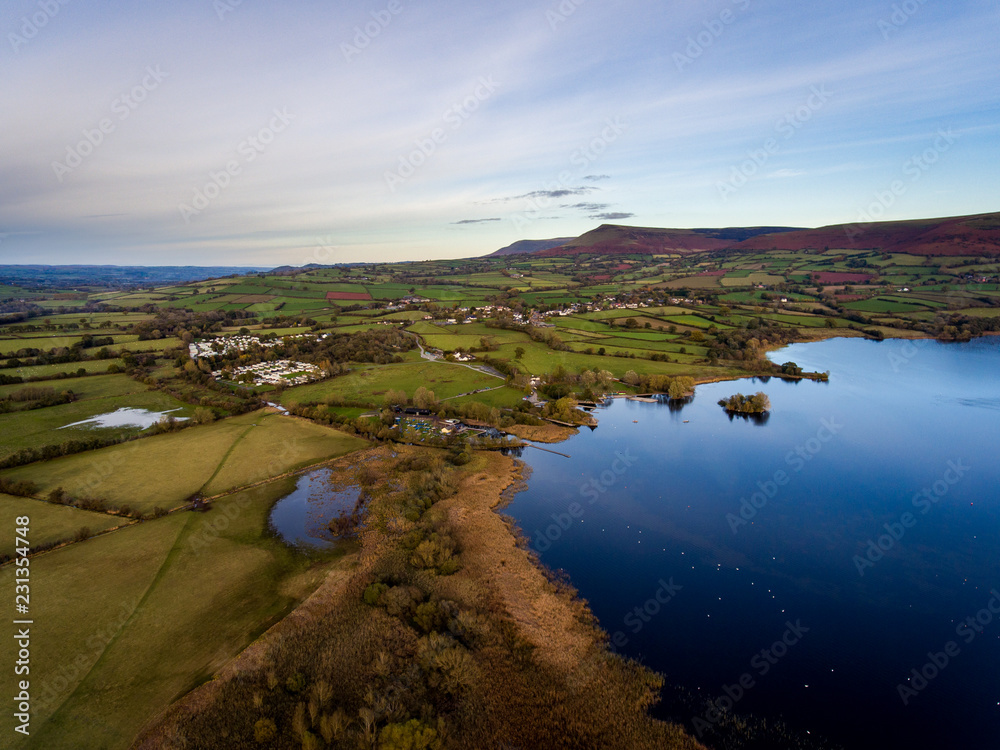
xmin=59 ymin=407 xmax=188 ymax=430
xmin=504 ymin=336 xmax=1000 ymax=750
xmin=268 ymin=467 xmax=362 ymax=550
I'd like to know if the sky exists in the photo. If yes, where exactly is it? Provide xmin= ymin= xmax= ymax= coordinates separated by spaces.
xmin=1 ymin=0 xmax=998 ymax=267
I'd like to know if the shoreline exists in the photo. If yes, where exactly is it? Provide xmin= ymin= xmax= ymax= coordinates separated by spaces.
xmin=132 ymin=445 xmax=704 ymax=749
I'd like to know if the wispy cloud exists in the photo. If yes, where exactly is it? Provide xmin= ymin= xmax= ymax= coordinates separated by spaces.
xmin=767 ymin=169 xmax=807 ymax=179
xmin=0 ymin=0 xmax=996 ymax=264
xmin=563 ymin=202 xmax=610 ymax=212
xmin=491 ymin=187 xmax=598 ymax=203
xmin=452 ymin=218 xmax=501 ymax=225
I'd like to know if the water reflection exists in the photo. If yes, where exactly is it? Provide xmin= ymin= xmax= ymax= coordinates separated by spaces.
xmin=504 ymin=337 xmax=1000 ymax=750
xmin=59 ymin=407 xmax=188 ymax=430
xmin=269 ymin=468 xmax=361 ymax=549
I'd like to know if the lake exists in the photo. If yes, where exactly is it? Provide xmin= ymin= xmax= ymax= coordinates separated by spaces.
xmin=504 ymin=336 xmax=1000 ymax=750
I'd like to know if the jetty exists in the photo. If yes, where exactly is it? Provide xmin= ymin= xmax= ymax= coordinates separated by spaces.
xmin=525 ymin=443 xmax=571 ymax=458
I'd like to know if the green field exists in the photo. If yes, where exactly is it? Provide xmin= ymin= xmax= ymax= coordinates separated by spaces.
xmin=0 ymin=477 xmax=349 ymax=749
xmin=0 ymin=412 xmax=366 ymax=511
xmin=281 ymin=361 xmax=503 ymax=406
xmin=448 ymin=386 xmax=527 ymax=408
xmin=0 ymin=494 xmax=123 ymax=556
xmin=0 ymin=336 xmax=90 ymax=354
xmin=0 ymin=376 xmax=194 ymax=463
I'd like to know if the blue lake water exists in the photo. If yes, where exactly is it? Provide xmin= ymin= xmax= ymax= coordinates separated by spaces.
xmin=504 ymin=336 xmax=1000 ymax=749
xmin=268 ymin=468 xmax=360 ymax=550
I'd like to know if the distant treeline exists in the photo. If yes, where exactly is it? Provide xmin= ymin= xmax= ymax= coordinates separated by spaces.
xmin=0 ymin=386 xmax=77 ymax=413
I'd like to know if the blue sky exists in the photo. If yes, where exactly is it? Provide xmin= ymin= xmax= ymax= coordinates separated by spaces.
xmin=1 ymin=0 xmax=997 ymax=266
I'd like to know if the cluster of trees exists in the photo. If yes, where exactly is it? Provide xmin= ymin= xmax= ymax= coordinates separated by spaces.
xmin=718 ymin=392 xmax=771 ymax=414
xmin=132 ymin=308 xmax=256 ymax=342
xmin=0 ymin=301 xmax=48 ymax=323
xmin=0 ymin=477 xmax=39 ymax=497
xmin=622 ymin=372 xmax=696 ymax=399
xmin=45 ymin=486 xmax=157 ymax=519
xmin=200 ymin=328 xmax=415 ymax=377
xmin=525 ymin=326 xmax=569 ymax=351
xmin=0 ymin=366 xmax=112 ymax=386
xmin=287 ymin=404 xmax=398 ymax=442
xmin=321 ymin=327 xmax=412 ymax=362
xmin=4 ymin=341 xmax=117 ymax=369
xmin=534 ymin=365 xmax=616 ymax=403
xmin=542 ymin=396 xmax=587 ymax=423
xmin=0 ymin=386 xmax=77 ymax=413
xmin=708 ymin=321 xmax=801 ymax=368
xmin=155 ymin=374 xmax=262 ymax=415
xmin=928 ymin=312 xmax=1000 ymax=341
xmin=0 ymin=433 xmax=141 ymax=470
xmin=383 ymin=386 xmax=439 ymax=410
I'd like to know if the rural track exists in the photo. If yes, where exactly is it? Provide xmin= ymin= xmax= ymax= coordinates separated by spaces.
xmin=405 ymin=329 xmax=506 ymax=379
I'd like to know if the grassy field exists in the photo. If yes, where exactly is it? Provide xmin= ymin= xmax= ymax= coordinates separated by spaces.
xmin=0 ymin=373 xmax=144 ymax=400
xmin=449 ymin=386 xmax=527 ymax=408
xmin=280 ymin=361 xmax=503 ymax=406
xmin=493 ymin=340 xmax=722 ymax=379
xmin=0 ymin=477 xmax=351 ymax=750
xmin=0 ymin=412 xmax=367 ymax=511
xmin=0 ymin=494 xmax=123 ymax=556
xmin=0 ymin=360 xmax=125 ymax=379
xmin=0 ymin=381 xmax=193 ymax=463
xmin=201 ymin=415 xmax=367 ymax=495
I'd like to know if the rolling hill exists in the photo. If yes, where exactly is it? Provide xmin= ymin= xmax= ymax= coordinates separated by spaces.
xmin=490 ymin=237 xmax=575 ymax=256
xmin=736 ymin=212 xmax=1000 ymax=256
xmin=491 ymin=212 xmax=1000 ymax=258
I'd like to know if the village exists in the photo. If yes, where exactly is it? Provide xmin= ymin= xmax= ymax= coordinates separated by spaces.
xmin=188 ymin=331 xmax=328 ymax=360
xmin=187 ymin=332 xmax=331 ymax=387
xmin=215 ymin=359 xmax=324 ymax=387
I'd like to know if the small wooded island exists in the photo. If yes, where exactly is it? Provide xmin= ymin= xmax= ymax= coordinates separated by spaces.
xmin=719 ymin=391 xmax=772 ymax=414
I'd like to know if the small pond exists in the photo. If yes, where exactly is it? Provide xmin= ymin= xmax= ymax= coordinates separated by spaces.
xmin=268 ymin=467 xmax=361 ymax=550
xmin=59 ymin=407 xmax=188 ymax=430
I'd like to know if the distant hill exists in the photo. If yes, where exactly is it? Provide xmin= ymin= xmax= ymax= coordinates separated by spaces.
xmin=0 ymin=265 xmax=271 ymax=290
xmin=534 ymin=224 xmax=803 ymax=256
xmin=490 ymin=238 xmax=574 ymax=256
xmin=736 ymin=212 xmax=1000 ymax=256
xmin=490 ymin=212 xmax=1000 ymax=258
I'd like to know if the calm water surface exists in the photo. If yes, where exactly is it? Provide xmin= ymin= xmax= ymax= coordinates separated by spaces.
xmin=269 ymin=468 xmax=360 ymax=549
xmin=59 ymin=407 xmax=187 ymax=430
xmin=505 ymin=337 xmax=1000 ymax=750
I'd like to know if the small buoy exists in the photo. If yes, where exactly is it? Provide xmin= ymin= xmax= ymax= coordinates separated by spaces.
xmin=633 ymin=420 xmax=638 ymax=423
xmin=683 ymin=420 xmax=689 ymax=423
